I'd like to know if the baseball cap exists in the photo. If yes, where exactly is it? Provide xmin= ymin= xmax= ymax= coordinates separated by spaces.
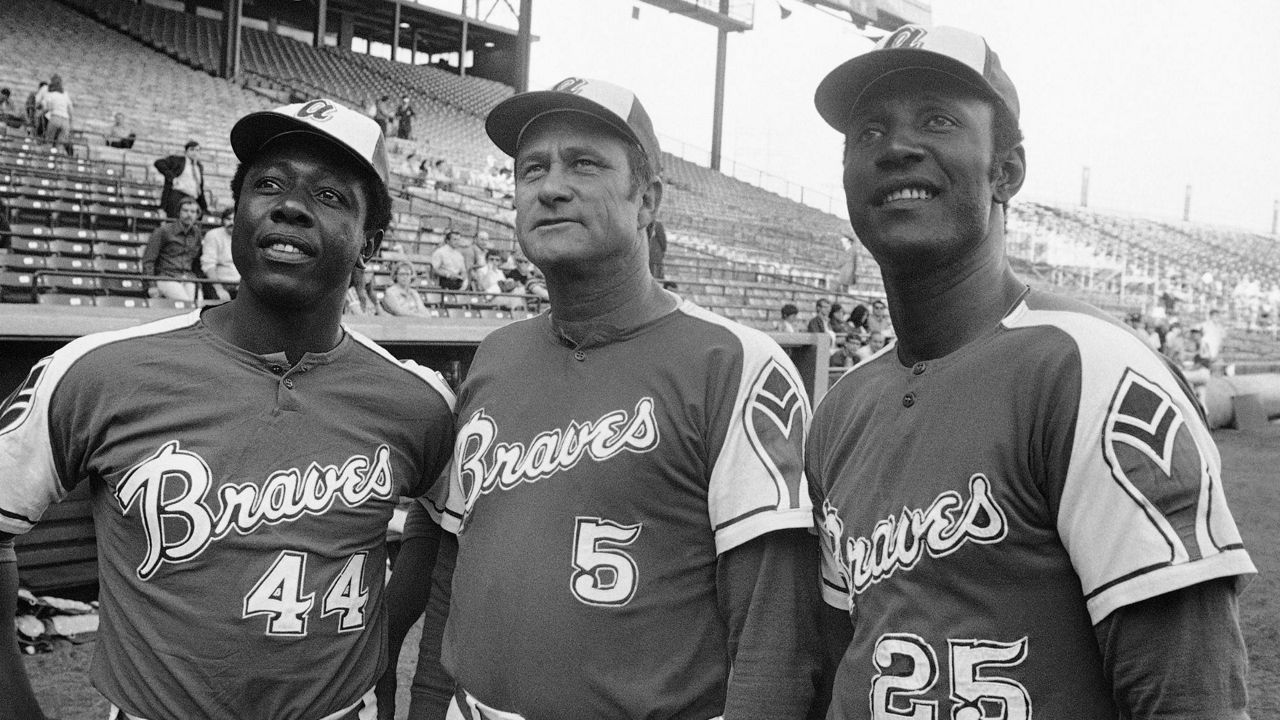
xmin=230 ymin=98 xmax=389 ymax=195
xmin=814 ymin=24 xmax=1019 ymax=134
xmin=486 ymin=77 xmax=662 ymax=177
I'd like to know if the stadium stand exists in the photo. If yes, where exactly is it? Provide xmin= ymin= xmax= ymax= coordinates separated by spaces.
xmin=3 ymin=0 xmax=1279 ymax=358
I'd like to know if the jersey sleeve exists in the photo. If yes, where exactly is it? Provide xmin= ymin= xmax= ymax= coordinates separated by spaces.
xmin=706 ymin=335 xmax=813 ymax=555
xmin=1047 ymin=321 xmax=1256 ymax=624
xmin=0 ymin=355 xmax=76 ymax=535
xmin=421 ymin=458 xmax=462 ymax=535
xmin=806 ymin=403 xmax=852 ymax=612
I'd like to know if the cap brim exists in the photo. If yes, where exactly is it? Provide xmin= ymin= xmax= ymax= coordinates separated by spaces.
xmin=815 ymin=48 xmax=1011 ymax=133
xmin=231 ymin=111 xmax=386 ymax=192
xmin=486 ymin=91 xmax=641 ymax=158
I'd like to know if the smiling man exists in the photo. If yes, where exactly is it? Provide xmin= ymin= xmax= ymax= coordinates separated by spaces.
xmin=397 ymin=77 xmax=821 ymax=720
xmin=806 ymin=25 xmax=1256 ymax=719
xmin=0 ymin=99 xmax=455 ymax=720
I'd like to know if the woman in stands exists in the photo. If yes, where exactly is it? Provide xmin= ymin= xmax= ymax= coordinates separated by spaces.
xmin=40 ymin=75 xmax=73 ymax=156
xmin=382 ymin=261 xmax=428 ymax=316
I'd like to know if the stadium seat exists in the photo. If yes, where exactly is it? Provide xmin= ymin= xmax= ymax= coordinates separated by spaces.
xmin=37 ymin=293 xmax=96 ymax=307
xmin=95 ymin=296 xmax=147 ymax=309
xmin=93 ymin=257 xmax=142 ymax=274
xmin=38 ymin=273 xmax=102 ymax=294
xmin=99 ymin=277 xmax=147 ymax=296
xmin=94 ymin=242 xmax=144 ymax=260
xmin=49 ymin=239 xmax=96 ymax=257
xmin=147 ymin=297 xmax=195 ymax=310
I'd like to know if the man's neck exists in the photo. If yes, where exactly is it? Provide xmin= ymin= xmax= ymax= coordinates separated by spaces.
xmin=880 ymin=233 xmax=1027 ymax=366
xmin=545 ymin=263 xmax=676 ymax=347
xmin=202 ymin=292 xmax=346 ymax=366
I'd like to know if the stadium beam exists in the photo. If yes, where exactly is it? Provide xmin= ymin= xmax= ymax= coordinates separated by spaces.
xmin=220 ymin=0 xmax=242 ymax=79
xmin=314 ymin=0 xmax=328 ymax=48
xmin=637 ymin=1 xmax=752 ymax=171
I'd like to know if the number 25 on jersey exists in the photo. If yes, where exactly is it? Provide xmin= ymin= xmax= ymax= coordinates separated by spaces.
xmin=871 ymin=633 xmax=1030 ymax=720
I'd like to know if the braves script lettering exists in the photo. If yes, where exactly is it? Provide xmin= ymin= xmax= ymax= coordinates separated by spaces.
xmin=456 ymin=398 xmax=660 ymax=519
xmin=116 ymin=441 xmax=394 ymax=579
xmin=821 ymin=473 xmax=1007 ymax=601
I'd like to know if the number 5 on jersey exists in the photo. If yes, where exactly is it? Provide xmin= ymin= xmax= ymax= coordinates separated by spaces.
xmin=571 ymin=517 xmax=642 ymax=606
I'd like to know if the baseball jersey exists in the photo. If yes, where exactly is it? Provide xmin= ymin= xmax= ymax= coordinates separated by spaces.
xmin=428 ymin=300 xmax=811 ymax=719
xmin=0 ymin=310 xmax=455 ymax=720
xmin=808 ymin=289 xmax=1255 ymax=720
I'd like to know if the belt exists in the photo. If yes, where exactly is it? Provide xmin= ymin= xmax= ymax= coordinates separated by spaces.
xmin=108 ymin=686 xmax=377 ymax=720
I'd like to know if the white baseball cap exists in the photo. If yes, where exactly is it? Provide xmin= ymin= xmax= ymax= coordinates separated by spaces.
xmin=230 ymin=98 xmax=389 ymax=195
xmin=486 ymin=77 xmax=662 ymax=176
xmin=815 ymin=24 xmax=1020 ymax=134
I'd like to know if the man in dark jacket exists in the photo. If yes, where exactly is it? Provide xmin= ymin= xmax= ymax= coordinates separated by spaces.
xmin=154 ymin=140 xmax=208 ymax=218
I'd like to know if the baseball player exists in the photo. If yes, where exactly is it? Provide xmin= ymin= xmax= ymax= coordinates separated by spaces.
xmin=403 ymin=77 xmax=821 ymax=719
xmin=807 ymin=25 xmax=1256 ymax=718
xmin=0 ymin=99 xmax=456 ymax=720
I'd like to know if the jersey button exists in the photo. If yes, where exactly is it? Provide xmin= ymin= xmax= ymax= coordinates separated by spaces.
xmin=912 ymin=362 xmax=926 ymax=375
xmin=574 ymin=350 xmax=586 ymax=362
xmin=269 ymin=364 xmax=283 ymax=375
xmin=902 ymin=392 xmax=915 ymax=408
xmin=283 ymin=378 xmax=294 ymax=389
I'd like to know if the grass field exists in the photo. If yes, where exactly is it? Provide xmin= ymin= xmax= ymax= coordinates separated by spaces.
xmin=20 ymin=426 xmax=1280 ymax=719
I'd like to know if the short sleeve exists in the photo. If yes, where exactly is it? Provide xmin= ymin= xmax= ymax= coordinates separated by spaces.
xmin=0 ymin=356 xmax=72 ymax=535
xmin=706 ymin=340 xmax=813 ymax=554
xmin=806 ymin=409 xmax=851 ymax=612
xmin=1049 ymin=325 xmax=1256 ymax=623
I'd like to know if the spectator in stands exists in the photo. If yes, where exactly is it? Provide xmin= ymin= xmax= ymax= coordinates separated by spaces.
xmin=344 ymin=265 xmax=379 ymax=316
xmin=142 ymin=196 xmax=203 ymax=302
xmin=828 ymin=302 xmax=848 ymax=334
xmin=648 ymin=219 xmax=667 ymax=279
xmin=0 ymin=89 xmax=22 ymax=130
xmin=866 ymin=297 xmax=892 ymax=337
xmin=395 ymin=96 xmax=415 ymax=140
xmin=200 ymin=207 xmax=239 ymax=301
xmin=155 ymin=140 xmax=208 ymax=219
xmin=471 ymin=249 xmax=508 ymax=294
xmin=363 ymin=95 xmax=378 ymax=124
xmin=858 ymin=329 xmax=887 ymax=362
xmin=427 ymin=159 xmax=456 ymax=192
xmin=382 ymin=261 xmax=429 ymax=316
xmin=429 ymin=231 xmax=469 ymax=290
xmin=26 ymin=81 xmax=47 ymax=137
xmin=778 ymin=303 xmax=800 ymax=332
xmin=831 ymin=331 xmax=863 ymax=367
xmin=39 ymin=75 xmax=74 ymax=156
xmin=1125 ymin=312 xmax=1160 ymax=351
xmin=375 ymin=95 xmax=396 ymax=136
xmin=847 ymin=303 xmax=870 ymax=335
xmin=807 ymin=298 xmax=832 ymax=333
xmin=105 ymin=112 xmax=136 ymax=149
xmin=1200 ymin=308 xmax=1225 ymax=360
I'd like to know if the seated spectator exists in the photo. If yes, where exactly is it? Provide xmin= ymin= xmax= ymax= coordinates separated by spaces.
xmin=847 ymin=303 xmax=870 ymax=335
xmin=831 ymin=332 xmax=864 ymax=367
xmin=142 ymin=197 xmax=203 ymax=302
xmin=829 ymin=303 xmax=849 ymax=334
xmin=866 ymin=298 xmax=893 ymax=338
xmin=0 ymin=89 xmax=23 ymax=130
xmin=199 ymin=208 xmax=239 ymax=301
xmin=857 ymin=330 xmax=888 ymax=363
xmin=344 ymin=265 xmax=379 ymax=316
xmin=427 ymin=159 xmax=456 ymax=192
xmin=1124 ymin=312 xmax=1159 ymax=352
xmin=1182 ymin=325 xmax=1212 ymax=408
xmin=382 ymin=262 xmax=428 ymax=316
xmin=472 ymin=250 xmax=508 ymax=295
xmin=523 ymin=263 xmax=549 ymax=302
xmin=429 ymin=231 xmax=469 ymax=290
xmin=776 ymin=303 xmax=800 ymax=333
xmin=105 ymin=112 xmax=136 ymax=149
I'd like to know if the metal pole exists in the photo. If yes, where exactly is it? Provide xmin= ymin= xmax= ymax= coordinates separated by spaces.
xmin=392 ymin=0 xmax=401 ymax=62
xmin=460 ymin=0 xmax=470 ymax=77
xmin=710 ymin=20 xmax=727 ymax=171
xmin=313 ymin=0 xmax=327 ymax=48
xmin=220 ymin=0 xmax=242 ymax=80
xmin=516 ymin=0 xmax=532 ymax=91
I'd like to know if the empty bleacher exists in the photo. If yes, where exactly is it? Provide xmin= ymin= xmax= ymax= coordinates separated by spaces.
xmin=4 ymin=0 xmax=1279 ymax=358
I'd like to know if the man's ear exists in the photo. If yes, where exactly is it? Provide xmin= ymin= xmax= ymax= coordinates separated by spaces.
xmin=638 ymin=179 xmax=663 ymax=231
xmin=358 ymin=229 xmax=384 ymax=269
xmin=993 ymin=145 xmax=1026 ymax=204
